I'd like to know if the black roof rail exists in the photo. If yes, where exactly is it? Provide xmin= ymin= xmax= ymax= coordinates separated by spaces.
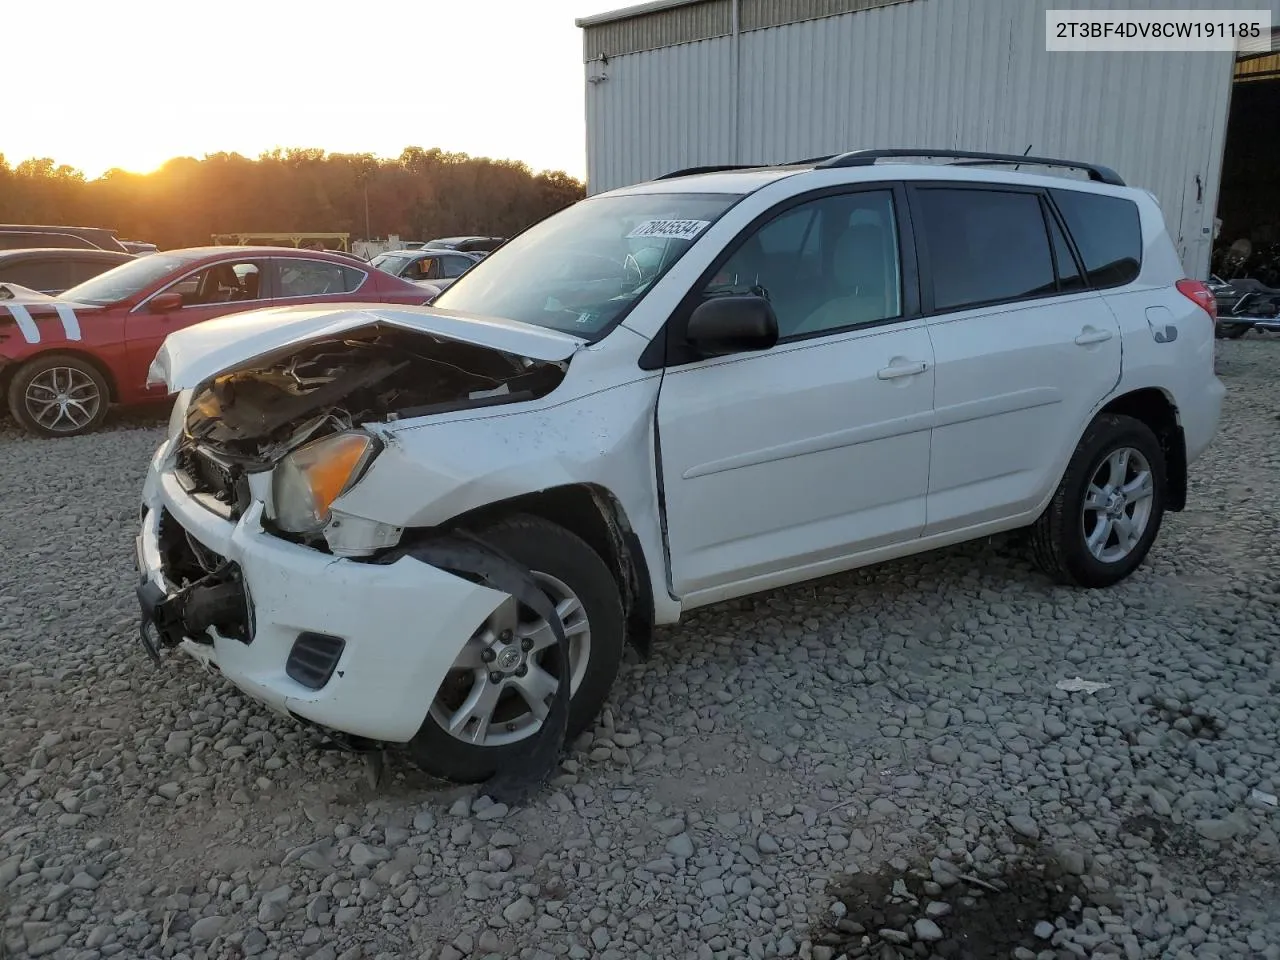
xmin=654 ymin=154 xmax=841 ymax=181
xmin=812 ymin=149 xmax=1125 ymax=186
xmin=652 ymin=164 xmax=762 ymax=180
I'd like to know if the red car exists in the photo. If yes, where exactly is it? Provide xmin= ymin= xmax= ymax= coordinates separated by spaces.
xmin=0 ymin=246 xmax=434 ymax=437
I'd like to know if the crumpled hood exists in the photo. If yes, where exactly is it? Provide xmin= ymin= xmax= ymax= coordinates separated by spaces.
xmin=148 ymin=302 xmax=586 ymax=391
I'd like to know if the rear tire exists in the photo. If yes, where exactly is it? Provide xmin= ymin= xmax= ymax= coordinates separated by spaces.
xmin=1031 ymin=414 xmax=1166 ymax=588
xmin=407 ymin=515 xmax=625 ymax=784
xmin=1216 ymin=323 xmax=1248 ymax=339
xmin=7 ymin=354 xmax=110 ymax=438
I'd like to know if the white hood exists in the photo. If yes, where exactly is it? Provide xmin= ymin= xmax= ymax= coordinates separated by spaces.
xmin=148 ymin=302 xmax=585 ymax=390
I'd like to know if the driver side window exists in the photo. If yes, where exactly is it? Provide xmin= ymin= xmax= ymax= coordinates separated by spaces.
xmin=176 ymin=260 xmax=264 ymax=307
xmin=701 ymin=191 xmax=902 ymax=339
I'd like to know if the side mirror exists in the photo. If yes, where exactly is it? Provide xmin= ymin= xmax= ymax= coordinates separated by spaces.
xmin=147 ymin=292 xmax=183 ymax=313
xmin=685 ymin=295 xmax=778 ymax=357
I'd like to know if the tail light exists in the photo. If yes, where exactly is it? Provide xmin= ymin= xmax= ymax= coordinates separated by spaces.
xmin=1176 ymin=279 xmax=1217 ymax=322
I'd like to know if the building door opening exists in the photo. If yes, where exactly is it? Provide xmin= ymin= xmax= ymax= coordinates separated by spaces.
xmin=1212 ymin=51 xmax=1280 ymax=287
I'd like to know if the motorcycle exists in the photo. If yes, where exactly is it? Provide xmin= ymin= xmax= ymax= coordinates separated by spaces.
xmin=1208 ymin=274 xmax=1280 ymax=339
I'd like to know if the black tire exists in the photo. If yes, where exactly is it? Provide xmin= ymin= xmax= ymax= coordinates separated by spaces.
xmin=1031 ymin=414 xmax=1166 ymax=589
xmin=7 ymin=353 xmax=110 ymax=438
xmin=407 ymin=515 xmax=625 ymax=784
xmin=1216 ymin=323 xmax=1248 ymax=339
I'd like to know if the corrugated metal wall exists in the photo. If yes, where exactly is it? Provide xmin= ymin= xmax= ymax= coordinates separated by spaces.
xmin=583 ymin=0 xmax=1280 ymax=276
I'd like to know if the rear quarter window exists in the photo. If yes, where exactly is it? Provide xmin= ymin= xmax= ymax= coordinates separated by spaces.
xmin=1050 ymin=189 xmax=1142 ymax=288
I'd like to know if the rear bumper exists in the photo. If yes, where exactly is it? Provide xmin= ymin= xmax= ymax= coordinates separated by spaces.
xmin=1182 ymin=376 xmax=1226 ymax=466
xmin=136 ymin=446 xmax=507 ymax=743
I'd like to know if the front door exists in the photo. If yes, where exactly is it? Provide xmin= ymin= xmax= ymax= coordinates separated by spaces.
xmin=908 ymin=185 xmax=1123 ymax=535
xmin=125 ymin=258 xmax=271 ymax=396
xmin=655 ymin=187 xmax=936 ymax=601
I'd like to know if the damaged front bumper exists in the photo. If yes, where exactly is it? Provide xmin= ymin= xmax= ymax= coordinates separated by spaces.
xmin=135 ymin=444 xmax=509 ymax=743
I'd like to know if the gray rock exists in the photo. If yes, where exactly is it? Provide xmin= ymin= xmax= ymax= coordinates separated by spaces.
xmin=190 ymin=916 xmax=227 ymax=943
xmin=349 ymin=843 xmax=389 ymax=867
xmin=1194 ymin=819 xmax=1240 ymax=842
xmin=929 ymin=744 xmax=959 ymax=764
xmin=504 ymin=896 xmax=536 ymax=924
xmin=914 ymin=918 xmax=944 ymax=941
xmin=1034 ymin=921 xmax=1055 ymax=940
xmin=665 ymin=833 xmax=695 ymax=858
xmin=1008 ymin=815 xmax=1040 ymax=840
xmin=27 ymin=935 xmax=68 ymax=958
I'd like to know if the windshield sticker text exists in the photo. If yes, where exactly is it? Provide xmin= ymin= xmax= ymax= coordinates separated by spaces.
xmin=625 ymin=219 xmax=711 ymax=241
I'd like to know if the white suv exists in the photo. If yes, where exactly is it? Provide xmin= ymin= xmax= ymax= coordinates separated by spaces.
xmin=136 ymin=149 xmax=1224 ymax=786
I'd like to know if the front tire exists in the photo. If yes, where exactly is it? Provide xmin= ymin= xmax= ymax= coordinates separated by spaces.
xmin=407 ymin=515 xmax=625 ymax=784
xmin=1031 ymin=414 xmax=1166 ymax=588
xmin=7 ymin=354 xmax=110 ymax=437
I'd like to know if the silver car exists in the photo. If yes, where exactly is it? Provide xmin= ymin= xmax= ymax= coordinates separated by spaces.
xmin=368 ymin=249 xmax=483 ymax=292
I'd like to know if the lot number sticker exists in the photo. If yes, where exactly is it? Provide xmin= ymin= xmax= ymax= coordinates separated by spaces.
xmin=626 ymin=219 xmax=711 ymax=241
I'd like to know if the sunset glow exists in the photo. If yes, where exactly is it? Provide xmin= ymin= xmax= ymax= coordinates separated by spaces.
xmin=9 ymin=0 xmax=619 ymax=180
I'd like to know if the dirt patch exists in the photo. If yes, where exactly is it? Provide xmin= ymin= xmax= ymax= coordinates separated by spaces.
xmin=821 ymin=851 xmax=1089 ymax=959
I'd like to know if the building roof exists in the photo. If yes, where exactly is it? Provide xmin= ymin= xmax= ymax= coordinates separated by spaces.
xmin=575 ymin=0 xmax=699 ymax=28
xmin=576 ymin=0 xmax=915 ymax=60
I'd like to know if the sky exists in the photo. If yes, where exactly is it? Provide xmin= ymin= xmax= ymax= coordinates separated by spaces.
xmin=7 ymin=0 xmax=625 ymax=181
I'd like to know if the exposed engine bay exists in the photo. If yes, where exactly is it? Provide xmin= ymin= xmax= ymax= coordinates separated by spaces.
xmin=183 ymin=326 xmax=567 ymax=463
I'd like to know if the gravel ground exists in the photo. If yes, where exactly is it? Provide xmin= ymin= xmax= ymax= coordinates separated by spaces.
xmin=2 ymin=338 xmax=1279 ymax=960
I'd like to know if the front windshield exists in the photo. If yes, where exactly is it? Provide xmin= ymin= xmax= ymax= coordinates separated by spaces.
xmin=433 ymin=192 xmax=739 ymax=337
xmin=62 ymin=253 xmax=192 ymax=305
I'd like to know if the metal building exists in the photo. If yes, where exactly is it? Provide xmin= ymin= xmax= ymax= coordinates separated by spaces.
xmin=576 ymin=0 xmax=1280 ymax=277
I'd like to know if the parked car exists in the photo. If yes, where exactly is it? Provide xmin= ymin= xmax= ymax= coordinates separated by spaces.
xmin=1 ymin=246 xmax=435 ymax=437
xmin=0 ymin=223 xmax=129 ymax=253
xmin=136 ymin=149 xmax=1223 ymax=786
xmin=425 ymin=236 xmax=506 ymax=253
xmin=369 ymin=248 xmax=482 ymax=292
xmin=0 ymin=248 xmax=136 ymax=295
xmin=0 ymin=230 xmax=99 ymax=251
xmin=121 ymin=241 xmax=160 ymax=256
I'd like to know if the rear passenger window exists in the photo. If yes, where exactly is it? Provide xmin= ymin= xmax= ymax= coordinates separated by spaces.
xmin=916 ymin=189 xmax=1056 ymax=311
xmin=1050 ymin=189 xmax=1142 ymax=288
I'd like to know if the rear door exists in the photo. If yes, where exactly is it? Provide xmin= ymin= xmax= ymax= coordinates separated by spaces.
xmin=274 ymin=257 xmax=370 ymax=305
xmin=911 ymin=184 xmax=1122 ymax=535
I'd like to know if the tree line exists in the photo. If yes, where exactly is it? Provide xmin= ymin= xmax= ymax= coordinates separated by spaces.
xmin=0 ymin=147 xmax=586 ymax=250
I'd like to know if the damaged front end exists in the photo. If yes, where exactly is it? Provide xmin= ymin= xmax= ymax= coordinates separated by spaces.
xmin=139 ymin=321 xmax=569 ymax=662
xmin=172 ymin=325 xmax=566 ymax=535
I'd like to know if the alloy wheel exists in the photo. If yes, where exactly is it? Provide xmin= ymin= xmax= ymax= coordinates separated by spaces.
xmin=1080 ymin=446 xmax=1155 ymax=564
xmin=429 ymin=572 xmax=592 ymax=748
xmin=24 ymin=366 xmax=102 ymax=434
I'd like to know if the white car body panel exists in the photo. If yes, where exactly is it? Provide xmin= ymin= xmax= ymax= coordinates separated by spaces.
xmin=922 ymin=290 xmax=1121 ymax=536
xmin=136 ymin=158 xmax=1226 ymax=749
xmin=654 ymin=320 xmax=934 ymax=595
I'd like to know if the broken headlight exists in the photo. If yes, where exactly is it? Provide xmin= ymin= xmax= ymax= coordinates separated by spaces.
xmin=272 ymin=432 xmax=380 ymax=534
